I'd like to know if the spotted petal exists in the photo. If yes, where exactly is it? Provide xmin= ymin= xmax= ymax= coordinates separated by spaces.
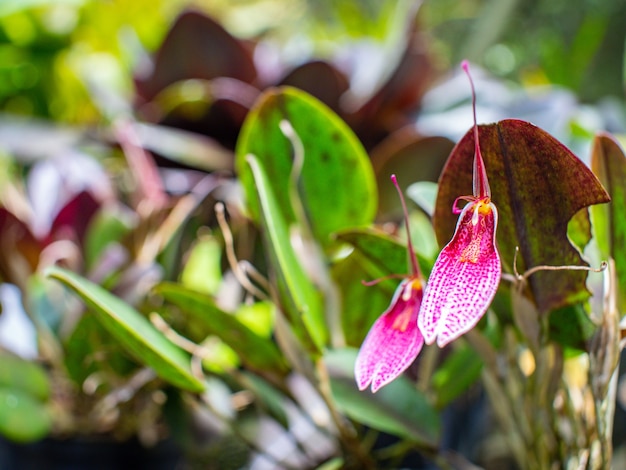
xmin=355 ymin=278 xmax=424 ymax=393
xmin=419 ymin=200 xmax=501 ymax=347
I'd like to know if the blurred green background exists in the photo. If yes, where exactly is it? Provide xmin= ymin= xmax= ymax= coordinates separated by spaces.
xmin=1 ymin=0 xmax=624 ymax=123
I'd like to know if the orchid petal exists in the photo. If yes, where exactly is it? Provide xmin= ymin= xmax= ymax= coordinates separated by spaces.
xmin=419 ymin=200 xmax=501 ymax=347
xmin=355 ymin=279 xmax=424 ymax=393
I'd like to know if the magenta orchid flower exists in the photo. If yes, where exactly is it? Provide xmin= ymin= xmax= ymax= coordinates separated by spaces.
xmin=355 ymin=175 xmax=425 ymax=393
xmin=418 ymin=61 xmax=501 ymax=347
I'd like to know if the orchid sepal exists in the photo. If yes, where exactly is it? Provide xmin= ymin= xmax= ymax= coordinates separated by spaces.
xmin=355 ymin=277 xmax=425 ymax=393
xmin=419 ymin=197 xmax=500 ymax=347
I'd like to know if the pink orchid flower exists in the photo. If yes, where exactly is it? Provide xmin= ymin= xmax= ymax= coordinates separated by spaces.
xmin=355 ymin=175 xmax=425 ymax=393
xmin=418 ymin=61 xmax=501 ymax=347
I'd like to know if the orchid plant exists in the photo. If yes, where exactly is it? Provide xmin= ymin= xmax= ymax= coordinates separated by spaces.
xmin=1 ymin=7 xmax=625 ymax=467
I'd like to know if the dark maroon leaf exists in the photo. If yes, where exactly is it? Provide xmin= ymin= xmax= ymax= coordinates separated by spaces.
xmin=46 ymin=191 xmax=100 ymax=248
xmin=278 ymin=61 xmax=349 ymax=113
xmin=370 ymin=129 xmax=453 ymax=218
xmin=434 ymin=119 xmax=610 ymax=313
xmin=349 ymin=29 xmax=433 ymax=149
xmin=0 ymin=209 xmax=40 ymax=284
xmin=135 ymin=11 xmax=257 ymax=102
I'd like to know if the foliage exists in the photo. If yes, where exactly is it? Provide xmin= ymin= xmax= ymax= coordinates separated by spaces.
xmin=0 ymin=1 xmax=625 ymax=469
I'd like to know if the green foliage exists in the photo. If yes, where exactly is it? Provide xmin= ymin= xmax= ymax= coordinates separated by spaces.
xmin=591 ymin=133 xmax=626 ymax=315
xmin=236 ymin=87 xmax=377 ymax=248
xmin=325 ymin=348 xmax=440 ymax=446
xmin=46 ymin=266 xmax=205 ymax=393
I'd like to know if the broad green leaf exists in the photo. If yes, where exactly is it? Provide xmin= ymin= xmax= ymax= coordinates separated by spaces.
xmin=154 ymin=282 xmax=287 ymax=374
xmin=590 ymin=133 xmax=626 ymax=314
xmin=0 ymin=388 xmax=51 ymax=443
xmin=332 ymin=252 xmax=395 ymax=347
xmin=431 ymin=344 xmax=482 ymax=409
xmin=235 ymin=86 xmax=377 ymax=248
xmin=325 ymin=348 xmax=440 ymax=446
xmin=245 ymin=154 xmax=326 ymax=352
xmin=434 ymin=120 xmax=610 ymax=313
xmin=0 ymin=353 xmax=50 ymax=402
xmin=336 ymin=228 xmax=432 ymax=280
xmin=46 ymin=267 xmax=205 ymax=393
xmin=334 ymin=228 xmax=434 ymax=346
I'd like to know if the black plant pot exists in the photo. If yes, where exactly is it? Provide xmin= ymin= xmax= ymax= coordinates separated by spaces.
xmin=0 ymin=436 xmax=182 ymax=470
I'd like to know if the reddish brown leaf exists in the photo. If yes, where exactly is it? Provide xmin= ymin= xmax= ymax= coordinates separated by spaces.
xmin=278 ymin=61 xmax=349 ymax=113
xmin=135 ymin=11 xmax=257 ymax=102
xmin=434 ymin=119 xmax=610 ymax=313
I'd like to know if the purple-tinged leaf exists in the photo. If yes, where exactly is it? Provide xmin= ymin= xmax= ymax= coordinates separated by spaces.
xmin=278 ymin=61 xmax=349 ymax=113
xmin=135 ymin=11 xmax=256 ymax=102
xmin=434 ymin=120 xmax=610 ymax=313
xmin=45 ymin=191 xmax=100 ymax=248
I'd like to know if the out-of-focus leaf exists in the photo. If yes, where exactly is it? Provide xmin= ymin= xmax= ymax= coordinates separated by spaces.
xmin=46 ymin=267 xmax=205 ymax=392
xmin=239 ymin=372 xmax=289 ymax=428
xmin=244 ymin=154 xmax=326 ymax=352
xmin=235 ymin=301 xmax=274 ymax=337
xmin=431 ymin=344 xmax=482 ymax=409
xmin=0 ymin=388 xmax=51 ymax=443
xmin=590 ymin=133 xmax=626 ymax=314
xmin=371 ymin=132 xmax=452 ymax=218
xmin=548 ymin=303 xmax=596 ymax=351
xmin=64 ymin=314 xmax=135 ymax=385
xmin=407 ymin=181 xmax=439 ymax=218
xmin=325 ymin=348 xmax=440 ymax=446
xmin=434 ymin=120 xmax=610 ymax=312
xmin=0 ymin=208 xmax=40 ymax=284
xmin=236 ymin=87 xmax=377 ymax=248
xmin=154 ymin=282 xmax=287 ymax=374
xmin=135 ymin=11 xmax=256 ymax=102
xmin=278 ymin=61 xmax=349 ymax=113
xmin=135 ymin=122 xmax=234 ymax=172
xmin=350 ymin=28 xmax=433 ymax=149
xmin=45 ymin=190 xmax=100 ymax=247
xmin=83 ymin=206 xmax=133 ymax=271
xmin=0 ymin=115 xmax=82 ymax=162
xmin=0 ymin=353 xmax=50 ymax=402
xmin=180 ymin=235 xmax=222 ymax=296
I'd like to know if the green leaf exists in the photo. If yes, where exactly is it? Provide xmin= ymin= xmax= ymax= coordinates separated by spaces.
xmin=83 ymin=207 xmax=132 ymax=271
xmin=0 ymin=353 xmax=50 ymax=402
xmin=46 ymin=267 xmax=205 ymax=393
xmin=235 ymin=86 xmax=377 ymax=247
xmin=154 ymin=282 xmax=287 ymax=374
xmin=180 ymin=235 xmax=222 ymax=296
xmin=245 ymin=154 xmax=326 ymax=352
xmin=336 ymin=227 xmax=432 ymax=280
xmin=332 ymin=252 xmax=395 ymax=347
xmin=0 ymin=388 xmax=51 ymax=443
xmin=548 ymin=303 xmax=596 ymax=351
xmin=590 ymin=133 xmax=626 ymax=314
xmin=434 ymin=120 xmax=610 ymax=312
xmin=431 ymin=344 xmax=482 ymax=409
xmin=325 ymin=348 xmax=440 ymax=446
